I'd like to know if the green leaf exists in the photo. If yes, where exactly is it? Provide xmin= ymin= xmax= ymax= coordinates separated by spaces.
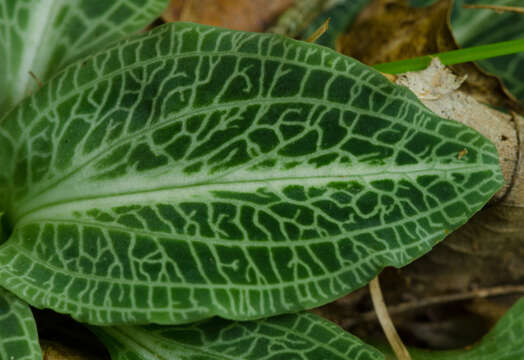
xmin=0 ymin=22 xmax=503 ymax=325
xmin=0 ymin=212 xmax=6 ymax=245
xmin=0 ymin=0 xmax=168 ymax=114
xmin=301 ymin=0 xmax=371 ymax=49
xmin=450 ymin=0 xmax=524 ymax=104
xmin=382 ymin=297 xmax=524 ymax=360
xmin=0 ymin=288 xmax=42 ymax=360
xmin=91 ymin=312 xmax=384 ymax=360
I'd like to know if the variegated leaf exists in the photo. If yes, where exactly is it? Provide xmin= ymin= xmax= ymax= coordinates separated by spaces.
xmin=0 ymin=0 xmax=168 ymax=114
xmin=0 ymin=287 xmax=42 ymax=360
xmin=92 ymin=312 xmax=384 ymax=360
xmin=0 ymin=22 xmax=503 ymax=325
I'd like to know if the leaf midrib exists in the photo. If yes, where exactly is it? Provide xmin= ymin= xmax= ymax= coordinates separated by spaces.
xmin=14 ymin=163 xmax=491 ymax=226
xmin=14 ymin=92 xmax=427 ymax=219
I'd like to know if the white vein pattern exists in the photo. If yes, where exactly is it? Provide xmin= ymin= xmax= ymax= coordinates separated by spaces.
xmin=0 ymin=0 xmax=167 ymax=113
xmin=0 ymin=23 xmax=503 ymax=325
xmin=91 ymin=312 xmax=384 ymax=360
xmin=0 ymin=287 xmax=42 ymax=360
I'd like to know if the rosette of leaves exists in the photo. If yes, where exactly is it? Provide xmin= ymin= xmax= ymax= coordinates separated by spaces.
xmin=0 ymin=0 xmax=504 ymax=358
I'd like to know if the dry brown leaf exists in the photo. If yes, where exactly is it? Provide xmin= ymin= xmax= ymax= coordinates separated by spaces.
xmin=339 ymin=0 xmax=517 ymax=111
xmin=41 ymin=341 xmax=101 ymax=360
xmin=162 ymin=0 xmax=295 ymax=32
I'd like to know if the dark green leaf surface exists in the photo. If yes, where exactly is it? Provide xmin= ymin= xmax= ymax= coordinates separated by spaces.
xmin=92 ymin=312 xmax=384 ymax=360
xmin=0 ymin=288 xmax=42 ymax=360
xmin=0 ymin=22 xmax=503 ymax=325
xmin=450 ymin=0 xmax=524 ymax=104
xmin=0 ymin=0 xmax=168 ymax=114
xmin=383 ymin=297 xmax=524 ymax=360
xmin=301 ymin=0 xmax=371 ymax=49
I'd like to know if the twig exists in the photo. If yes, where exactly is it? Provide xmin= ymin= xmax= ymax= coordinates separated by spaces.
xmin=28 ymin=71 xmax=43 ymax=89
xmin=345 ymin=284 xmax=524 ymax=328
xmin=463 ymin=4 xmax=524 ymax=14
xmin=370 ymin=276 xmax=412 ymax=360
xmin=306 ymin=18 xmax=330 ymax=43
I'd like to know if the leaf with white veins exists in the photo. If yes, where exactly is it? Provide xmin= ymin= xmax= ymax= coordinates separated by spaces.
xmin=0 ymin=0 xmax=168 ymax=114
xmin=91 ymin=312 xmax=384 ymax=360
xmin=0 ymin=22 xmax=503 ymax=325
xmin=0 ymin=287 xmax=42 ymax=360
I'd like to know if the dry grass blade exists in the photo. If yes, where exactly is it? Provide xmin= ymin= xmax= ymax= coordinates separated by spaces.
xmin=306 ymin=17 xmax=330 ymax=43
xmin=462 ymin=4 xmax=524 ymax=14
xmin=370 ymin=276 xmax=412 ymax=360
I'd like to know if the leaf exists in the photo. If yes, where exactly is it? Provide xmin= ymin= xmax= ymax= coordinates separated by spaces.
xmin=0 ymin=22 xmax=503 ymax=325
xmin=0 ymin=0 xmax=168 ymax=114
xmin=91 ymin=312 xmax=384 ymax=360
xmin=0 ymin=287 xmax=42 ymax=360
xmin=382 ymin=297 xmax=524 ymax=360
xmin=450 ymin=0 xmax=524 ymax=104
xmin=300 ymin=0 xmax=371 ymax=49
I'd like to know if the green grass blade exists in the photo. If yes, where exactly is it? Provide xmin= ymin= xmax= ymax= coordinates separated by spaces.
xmin=373 ymin=38 xmax=524 ymax=74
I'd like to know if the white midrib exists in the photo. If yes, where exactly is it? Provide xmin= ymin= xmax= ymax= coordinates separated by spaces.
xmin=13 ymin=162 xmax=499 ymax=226
xmin=12 ymin=0 xmax=61 ymax=104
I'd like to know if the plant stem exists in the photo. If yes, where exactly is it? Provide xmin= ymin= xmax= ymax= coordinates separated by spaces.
xmin=463 ymin=4 xmax=524 ymax=14
xmin=370 ymin=276 xmax=412 ymax=360
xmin=372 ymin=38 xmax=524 ymax=74
xmin=346 ymin=284 xmax=524 ymax=328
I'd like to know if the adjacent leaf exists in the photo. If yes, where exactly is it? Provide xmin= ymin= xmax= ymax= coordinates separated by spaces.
xmin=0 ymin=22 xmax=503 ymax=325
xmin=0 ymin=212 xmax=6 ymax=245
xmin=382 ymin=297 xmax=524 ymax=360
xmin=301 ymin=0 xmax=371 ymax=49
xmin=0 ymin=288 xmax=42 ymax=360
xmin=92 ymin=312 xmax=384 ymax=360
xmin=450 ymin=0 xmax=524 ymax=104
xmin=0 ymin=0 xmax=168 ymax=114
